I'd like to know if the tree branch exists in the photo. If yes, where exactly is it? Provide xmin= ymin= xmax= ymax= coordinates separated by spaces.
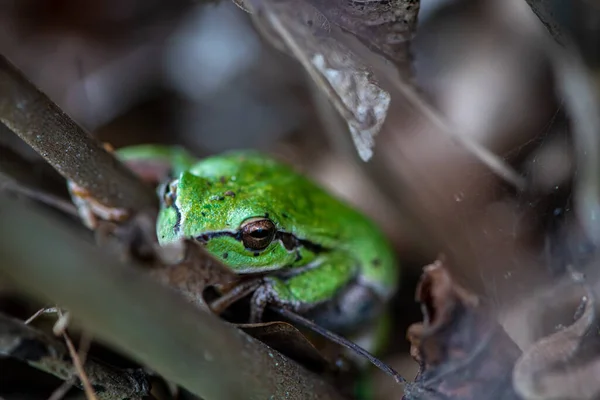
xmin=0 ymin=54 xmax=157 ymax=211
xmin=0 ymin=192 xmax=346 ymax=400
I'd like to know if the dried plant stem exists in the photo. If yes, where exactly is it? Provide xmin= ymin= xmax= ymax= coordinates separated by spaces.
xmin=391 ymin=77 xmax=528 ymax=191
xmin=0 ymin=181 xmax=79 ymax=217
xmin=48 ymin=377 xmax=78 ymax=400
xmin=48 ymin=331 xmax=94 ymax=400
xmin=24 ymin=307 xmax=59 ymax=325
xmin=62 ymin=330 xmax=98 ymax=400
xmin=0 ymin=54 xmax=157 ymax=211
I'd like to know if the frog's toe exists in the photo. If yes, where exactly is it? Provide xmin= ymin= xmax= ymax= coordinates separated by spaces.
xmin=249 ymin=284 xmax=271 ymax=323
xmin=249 ymin=278 xmax=302 ymax=323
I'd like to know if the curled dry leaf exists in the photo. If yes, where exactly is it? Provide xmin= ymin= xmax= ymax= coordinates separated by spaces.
xmin=235 ymin=0 xmax=420 ymax=74
xmin=303 ymin=0 xmax=419 ymax=77
xmin=404 ymin=257 xmax=522 ymax=400
xmin=241 ymin=0 xmax=392 ymax=161
xmin=513 ymin=289 xmax=600 ymax=400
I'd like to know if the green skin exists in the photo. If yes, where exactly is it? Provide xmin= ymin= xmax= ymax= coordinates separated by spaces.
xmin=116 ymin=145 xmax=399 ymax=334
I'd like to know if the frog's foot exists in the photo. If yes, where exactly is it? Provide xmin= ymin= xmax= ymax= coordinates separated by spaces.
xmin=67 ymin=181 xmax=130 ymax=230
xmin=66 ymin=142 xmax=130 ymax=229
xmin=249 ymin=278 xmax=304 ymax=323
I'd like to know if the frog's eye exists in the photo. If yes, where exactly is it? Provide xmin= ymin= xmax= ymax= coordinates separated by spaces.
xmin=240 ymin=218 xmax=276 ymax=250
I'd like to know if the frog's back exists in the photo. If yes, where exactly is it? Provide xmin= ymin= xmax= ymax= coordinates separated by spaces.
xmin=187 ymin=151 xmax=398 ymax=298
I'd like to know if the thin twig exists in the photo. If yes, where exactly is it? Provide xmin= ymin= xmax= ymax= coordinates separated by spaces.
xmin=271 ymin=306 xmax=407 ymax=385
xmin=390 ymin=77 xmax=528 ymax=191
xmin=0 ymin=313 xmax=150 ymax=400
xmin=252 ymin=0 xmax=528 ymax=190
xmin=48 ymin=377 xmax=77 ymax=400
xmin=0 ymin=54 xmax=157 ymax=211
xmin=24 ymin=307 xmax=59 ymax=325
xmin=48 ymin=330 xmax=94 ymax=400
xmin=0 ymin=181 xmax=79 ymax=217
xmin=61 ymin=329 xmax=98 ymax=400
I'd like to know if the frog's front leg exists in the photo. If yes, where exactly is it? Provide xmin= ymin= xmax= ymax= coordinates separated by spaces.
xmin=67 ymin=143 xmax=129 ymax=229
xmin=68 ymin=180 xmax=130 ymax=229
xmin=68 ymin=144 xmax=196 ymax=229
xmin=249 ymin=252 xmax=360 ymax=325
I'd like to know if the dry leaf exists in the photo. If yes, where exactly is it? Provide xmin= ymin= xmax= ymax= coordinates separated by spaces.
xmin=235 ymin=0 xmax=420 ymax=74
xmin=404 ymin=257 xmax=522 ymax=400
xmin=304 ymin=0 xmax=419 ymax=77
xmin=238 ymin=321 xmax=337 ymax=374
xmin=240 ymin=0 xmax=391 ymax=161
xmin=149 ymin=240 xmax=241 ymax=311
xmin=513 ymin=290 xmax=600 ymax=400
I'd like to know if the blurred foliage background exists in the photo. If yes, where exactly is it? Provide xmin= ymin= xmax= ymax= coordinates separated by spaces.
xmin=2 ymin=0 xmax=600 ymax=399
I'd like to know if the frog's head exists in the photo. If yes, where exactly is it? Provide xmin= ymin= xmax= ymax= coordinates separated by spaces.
xmin=157 ymin=158 xmax=314 ymax=273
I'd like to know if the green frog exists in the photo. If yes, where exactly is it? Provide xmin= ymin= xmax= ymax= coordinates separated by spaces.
xmin=71 ymin=145 xmax=399 ymax=343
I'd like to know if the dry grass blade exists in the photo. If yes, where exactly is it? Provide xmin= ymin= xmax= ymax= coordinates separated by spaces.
xmin=24 ymin=307 xmax=59 ymax=325
xmin=389 ymin=74 xmax=528 ymax=191
xmin=61 ymin=331 xmax=98 ymax=400
xmin=48 ymin=330 xmax=95 ymax=400
xmin=0 ymin=180 xmax=79 ymax=217
xmin=47 ymin=377 xmax=77 ymax=400
xmin=0 ymin=313 xmax=149 ymax=400
xmin=248 ymin=0 xmax=391 ymax=161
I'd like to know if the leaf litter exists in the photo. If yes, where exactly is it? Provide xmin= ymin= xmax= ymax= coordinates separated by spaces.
xmin=234 ymin=0 xmax=419 ymax=161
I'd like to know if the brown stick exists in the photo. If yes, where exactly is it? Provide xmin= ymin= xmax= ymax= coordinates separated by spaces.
xmin=0 ymin=313 xmax=149 ymax=400
xmin=0 ymin=192 xmax=346 ymax=400
xmin=0 ymin=54 xmax=157 ymax=211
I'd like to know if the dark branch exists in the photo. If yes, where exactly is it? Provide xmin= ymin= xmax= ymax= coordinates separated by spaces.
xmin=0 ymin=313 xmax=150 ymax=400
xmin=0 ymin=192 xmax=346 ymax=400
xmin=0 ymin=54 xmax=157 ymax=211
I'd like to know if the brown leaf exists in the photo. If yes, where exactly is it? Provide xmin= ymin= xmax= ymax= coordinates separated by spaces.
xmin=304 ymin=0 xmax=419 ymax=77
xmin=241 ymin=0 xmax=392 ymax=161
xmin=238 ymin=321 xmax=337 ymax=374
xmin=148 ymin=240 xmax=241 ymax=311
xmin=404 ymin=257 xmax=522 ymax=400
xmin=513 ymin=289 xmax=600 ymax=400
